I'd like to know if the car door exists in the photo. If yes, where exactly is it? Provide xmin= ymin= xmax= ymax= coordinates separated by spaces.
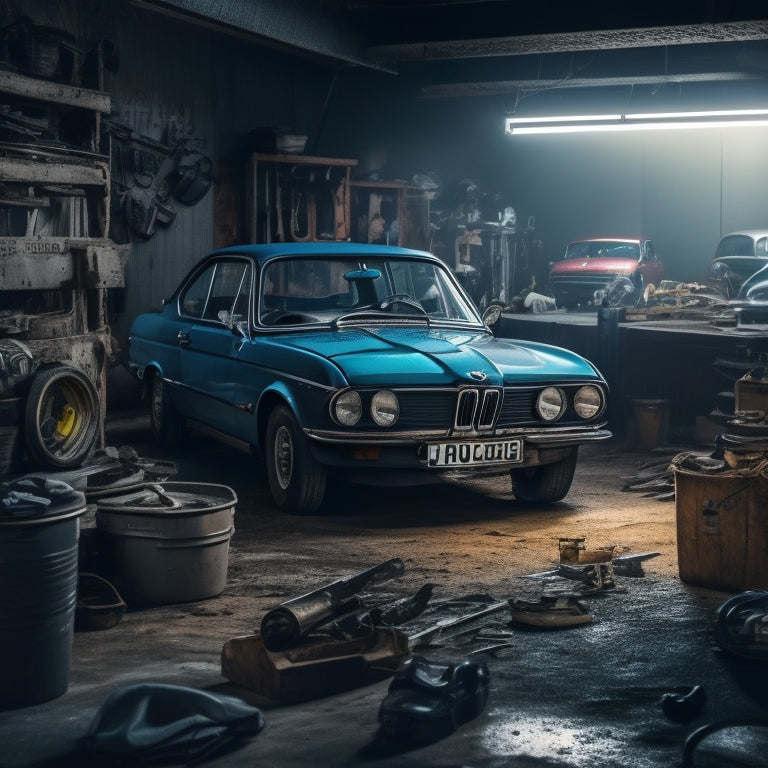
xmin=639 ymin=240 xmax=664 ymax=285
xmin=176 ymin=257 xmax=252 ymax=435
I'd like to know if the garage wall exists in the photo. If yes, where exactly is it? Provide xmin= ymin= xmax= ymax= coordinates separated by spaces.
xmin=7 ymin=1 xmax=768 ymax=347
xmin=319 ymin=70 xmax=768 ymax=287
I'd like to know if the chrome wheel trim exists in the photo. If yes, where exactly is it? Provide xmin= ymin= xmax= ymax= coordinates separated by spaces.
xmin=151 ymin=377 xmax=163 ymax=430
xmin=274 ymin=424 xmax=294 ymax=490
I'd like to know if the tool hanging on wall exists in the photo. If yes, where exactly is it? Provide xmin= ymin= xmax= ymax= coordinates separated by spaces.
xmin=290 ymin=185 xmax=315 ymax=241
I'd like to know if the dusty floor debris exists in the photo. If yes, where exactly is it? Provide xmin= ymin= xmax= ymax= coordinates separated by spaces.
xmin=2 ymin=415 xmax=768 ymax=767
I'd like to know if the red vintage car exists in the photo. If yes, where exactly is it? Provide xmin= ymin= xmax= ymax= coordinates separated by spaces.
xmin=548 ymin=237 xmax=663 ymax=309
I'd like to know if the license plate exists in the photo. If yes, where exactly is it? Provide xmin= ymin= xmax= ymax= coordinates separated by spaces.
xmin=427 ymin=439 xmax=523 ymax=467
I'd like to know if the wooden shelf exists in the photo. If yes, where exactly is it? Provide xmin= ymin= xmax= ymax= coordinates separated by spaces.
xmin=0 ymin=70 xmax=111 ymax=113
xmin=248 ymin=153 xmax=358 ymax=243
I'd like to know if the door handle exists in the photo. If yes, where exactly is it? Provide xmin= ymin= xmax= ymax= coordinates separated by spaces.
xmin=177 ymin=330 xmax=191 ymax=347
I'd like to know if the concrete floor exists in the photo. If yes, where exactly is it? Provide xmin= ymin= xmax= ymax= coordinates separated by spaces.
xmin=2 ymin=414 xmax=768 ymax=768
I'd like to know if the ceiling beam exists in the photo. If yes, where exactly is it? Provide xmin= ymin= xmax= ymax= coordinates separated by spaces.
xmin=420 ymin=71 xmax=764 ymax=98
xmin=368 ymin=21 xmax=768 ymax=63
xmin=132 ymin=0 xmax=396 ymax=70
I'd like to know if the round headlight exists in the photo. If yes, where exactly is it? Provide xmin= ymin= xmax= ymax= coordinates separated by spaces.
xmin=371 ymin=390 xmax=399 ymax=427
xmin=536 ymin=386 xmax=565 ymax=421
xmin=574 ymin=385 xmax=603 ymax=419
xmin=334 ymin=390 xmax=362 ymax=426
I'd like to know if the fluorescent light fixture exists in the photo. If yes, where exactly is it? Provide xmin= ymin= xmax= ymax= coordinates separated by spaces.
xmin=505 ymin=108 xmax=768 ymax=135
xmin=505 ymin=114 xmax=623 ymax=126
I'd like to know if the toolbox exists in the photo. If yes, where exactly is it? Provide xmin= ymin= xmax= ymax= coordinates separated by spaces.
xmin=221 ymin=628 xmax=409 ymax=702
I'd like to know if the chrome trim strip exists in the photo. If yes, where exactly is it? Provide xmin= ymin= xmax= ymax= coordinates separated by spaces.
xmin=304 ymin=424 xmax=611 ymax=445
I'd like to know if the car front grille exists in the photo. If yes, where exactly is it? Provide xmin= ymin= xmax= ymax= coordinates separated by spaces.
xmin=454 ymin=387 xmax=501 ymax=430
xmin=550 ymin=274 xmax=622 ymax=288
xmin=357 ymin=385 xmax=600 ymax=432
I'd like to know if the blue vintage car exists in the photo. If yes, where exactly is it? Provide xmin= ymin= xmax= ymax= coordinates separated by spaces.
xmin=128 ymin=242 xmax=611 ymax=513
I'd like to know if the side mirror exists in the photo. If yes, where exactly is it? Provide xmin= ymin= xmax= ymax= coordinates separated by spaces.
xmin=218 ymin=310 xmax=247 ymax=337
xmin=482 ymin=303 xmax=503 ymax=328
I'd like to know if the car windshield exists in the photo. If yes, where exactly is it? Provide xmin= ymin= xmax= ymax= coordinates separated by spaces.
xmin=259 ymin=255 xmax=481 ymax=326
xmin=564 ymin=241 xmax=640 ymax=260
xmin=715 ymin=234 xmax=765 ymax=258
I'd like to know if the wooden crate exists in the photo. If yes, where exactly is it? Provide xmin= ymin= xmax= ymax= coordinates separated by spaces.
xmin=675 ymin=464 xmax=768 ymax=591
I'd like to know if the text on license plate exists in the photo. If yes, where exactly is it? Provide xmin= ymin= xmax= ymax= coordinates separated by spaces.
xmin=428 ymin=439 xmax=523 ymax=467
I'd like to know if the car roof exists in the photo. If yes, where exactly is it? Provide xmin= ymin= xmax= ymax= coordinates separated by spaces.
xmin=570 ymin=235 xmax=651 ymax=243
xmin=210 ymin=242 xmax=436 ymax=266
xmin=567 ymin=236 xmax=647 ymax=243
xmin=718 ymin=230 xmax=768 ymax=240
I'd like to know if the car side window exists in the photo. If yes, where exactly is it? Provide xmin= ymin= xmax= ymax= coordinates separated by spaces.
xmin=644 ymin=241 xmax=656 ymax=261
xmin=203 ymin=261 xmax=250 ymax=321
xmin=179 ymin=260 xmax=251 ymax=322
xmin=232 ymin=265 xmax=251 ymax=322
xmin=180 ymin=264 xmax=215 ymax=318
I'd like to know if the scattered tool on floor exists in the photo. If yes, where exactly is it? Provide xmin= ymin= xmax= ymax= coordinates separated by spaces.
xmin=621 ymin=457 xmax=677 ymax=501
xmin=260 ymin=557 xmax=405 ymax=651
xmin=408 ymin=600 xmax=509 ymax=648
xmin=377 ymin=655 xmax=490 ymax=744
xmin=661 ymin=684 xmax=707 ymax=723
xmin=510 ymin=595 xmax=593 ymax=628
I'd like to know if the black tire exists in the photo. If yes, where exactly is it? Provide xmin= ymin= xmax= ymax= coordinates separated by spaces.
xmin=23 ymin=364 xmax=100 ymax=469
xmin=265 ymin=405 xmax=327 ymax=514
xmin=150 ymin=373 xmax=186 ymax=447
xmin=510 ymin=448 xmax=578 ymax=503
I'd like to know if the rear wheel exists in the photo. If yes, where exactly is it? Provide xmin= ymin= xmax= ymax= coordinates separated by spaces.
xmin=265 ymin=405 xmax=326 ymax=514
xmin=24 ymin=364 xmax=100 ymax=469
xmin=150 ymin=374 xmax=186 ymax=447
xmin=510 ymin=448 xmax=578 ymax=503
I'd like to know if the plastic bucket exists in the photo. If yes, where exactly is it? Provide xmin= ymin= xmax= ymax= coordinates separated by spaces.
xmin=0 ymin=488 xmax=86 ymax=708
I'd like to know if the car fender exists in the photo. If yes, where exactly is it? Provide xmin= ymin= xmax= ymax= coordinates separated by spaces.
xmin=252 ymin=382 xmax=320 ymax=459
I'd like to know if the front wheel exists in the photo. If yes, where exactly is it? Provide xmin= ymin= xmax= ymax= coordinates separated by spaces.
xmin=510 ymin=448 xmax=578 ymax=503
xmin=24 ymin=364 xmax=100 ymax=469
xmin=265 ymin=405 xmax=327 ymax=514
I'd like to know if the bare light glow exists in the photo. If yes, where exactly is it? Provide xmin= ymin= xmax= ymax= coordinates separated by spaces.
xmin=505 ymin=114 xmax=622 ymax=125
xmin=505 ymin=108 xmax=768 ymax=135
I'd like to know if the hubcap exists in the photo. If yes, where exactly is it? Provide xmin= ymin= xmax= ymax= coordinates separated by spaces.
xmin=38 ymin=378 xmax=90 ymax=460
xmin=274 ymin=425 xmax=293 ymax=490
xmin=152 ymin=380 xmax=163 ymax=427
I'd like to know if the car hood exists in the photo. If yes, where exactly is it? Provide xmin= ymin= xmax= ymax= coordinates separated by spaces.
xmin=550 ymin=257 xmax=637 ymax=276
xmin=272 ymin=327 xmax=600 ymax=386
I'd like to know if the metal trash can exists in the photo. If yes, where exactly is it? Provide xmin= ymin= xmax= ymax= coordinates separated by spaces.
xmin=0 ymin=477 xmax=86 ymax=708
xmin=95 ymin=482 xmax=237 ymax=604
